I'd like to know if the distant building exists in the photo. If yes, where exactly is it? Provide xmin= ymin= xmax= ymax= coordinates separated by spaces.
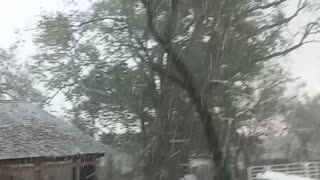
xmin=0 ymin=102 xmax=107 ymax=180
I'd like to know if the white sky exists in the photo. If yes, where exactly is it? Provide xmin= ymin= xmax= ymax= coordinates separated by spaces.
xmin=0 ymin=0 xmax=88 ymax=116
xmin=0 ymin=0 xmax=320 ymax=116
xmin=287 ymin=44 xmax=320 ymax=96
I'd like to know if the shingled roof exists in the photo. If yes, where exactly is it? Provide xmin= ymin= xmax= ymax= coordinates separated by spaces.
xmin=0 ymin=102 xmax=107 ymax=160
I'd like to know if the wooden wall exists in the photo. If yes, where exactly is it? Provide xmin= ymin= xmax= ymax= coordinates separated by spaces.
xmin=0 ymin=159 xmax=99 ymax=180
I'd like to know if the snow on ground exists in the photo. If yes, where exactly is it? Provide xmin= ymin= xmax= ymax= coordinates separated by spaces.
xmin=257 ymin=171 xmax=315 ymax=180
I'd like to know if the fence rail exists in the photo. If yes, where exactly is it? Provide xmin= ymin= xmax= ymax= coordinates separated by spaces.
xmin=248 ymin=161 xmax=320 ymax=180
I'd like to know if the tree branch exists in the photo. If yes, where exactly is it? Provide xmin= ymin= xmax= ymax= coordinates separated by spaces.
xmin=256 ymin=1 xmax=306 ymax=34
xmin=26 ymin=16 xmax=127 ymax=31
xmin=262 ymin=20 xmax=320 ymax=60
xmin=242 ymin=0 xmax=287 ymax=15
xmin=43 ymin=83 xmax=76 ymax=105
xmin=149 ymin=62 xmax=185 ymax=88
xmin=141 ymin=0 xmax=223 ymax=172
xmin=0 ymin=91 xmax=16 ymax=99
xmin=76 ymin=17 xmax=126 ymax=27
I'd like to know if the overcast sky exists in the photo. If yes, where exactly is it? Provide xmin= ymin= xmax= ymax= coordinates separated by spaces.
xmin=1 ymin=0 xmax=320 ymax=115
xmin=0 ymin=0 xmax=86 ymax=116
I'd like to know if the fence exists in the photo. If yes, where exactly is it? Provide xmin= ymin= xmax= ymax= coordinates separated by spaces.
xmin=248 ymin=161 xmax=320 ymax=180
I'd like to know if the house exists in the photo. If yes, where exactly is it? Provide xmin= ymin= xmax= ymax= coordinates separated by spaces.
xmin=0 ymin=102 xmax=107 ymax=180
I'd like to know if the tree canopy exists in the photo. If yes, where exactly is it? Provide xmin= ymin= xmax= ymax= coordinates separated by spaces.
xmin=29 ymin=0 xmax=320 ymax=180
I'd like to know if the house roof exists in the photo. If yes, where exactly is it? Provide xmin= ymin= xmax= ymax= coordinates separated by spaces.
xmin=0 ymin=102 xmax=107 ymax=160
